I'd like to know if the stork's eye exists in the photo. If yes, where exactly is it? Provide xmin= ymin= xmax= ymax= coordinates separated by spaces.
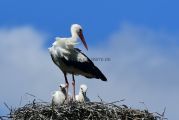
xmin=79 ymin=29 xmax=82 ymax=32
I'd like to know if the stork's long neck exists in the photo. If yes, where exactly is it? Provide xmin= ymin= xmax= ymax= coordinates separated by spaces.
xmin=62 ymin=89 xmax=67 ymax=95
xmin=79 ymin=90 xmax=86 ymax=97
xmin=71 ymin=30 xmax=78 ymax=42
xmin=79 ymin=90 xmax=83 ymax=96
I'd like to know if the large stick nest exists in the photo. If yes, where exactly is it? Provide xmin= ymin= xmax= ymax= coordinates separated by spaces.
xmin=1 ymin=100 xmax=164 ymax=120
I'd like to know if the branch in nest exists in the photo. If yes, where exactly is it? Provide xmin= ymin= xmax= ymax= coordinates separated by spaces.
xmin=6 ymin=101 xmax=163 ymax=120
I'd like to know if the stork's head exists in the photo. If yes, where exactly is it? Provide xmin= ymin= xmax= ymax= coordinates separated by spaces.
xmin=71 ymin=24 xmax=88 ymax=50
xmin=59 ymin=84 xmax=66 ymax=93
xmin=79 ymin=84 xmax=88 ymax=96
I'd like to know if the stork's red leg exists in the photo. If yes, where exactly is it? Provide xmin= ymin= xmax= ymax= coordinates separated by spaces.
xmin=64 ymin=72 xmax=69 ymax=100
xmin=72 ymin=74 xmax=76 ymax=101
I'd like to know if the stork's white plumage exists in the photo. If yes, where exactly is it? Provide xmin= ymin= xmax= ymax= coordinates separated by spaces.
xmin=49 ymin=24 xmax=107 ymax=100
xmin=52 ymin=84 xmax=67 ymax=106
xmin=76 ymin=84 xmax=90 ymax=102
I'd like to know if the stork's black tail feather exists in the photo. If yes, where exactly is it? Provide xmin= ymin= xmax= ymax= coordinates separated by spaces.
xmin=93 ymin=65 xmax=107 ymax=81
xmin=71 ymin=48 xmax=107 ymax=81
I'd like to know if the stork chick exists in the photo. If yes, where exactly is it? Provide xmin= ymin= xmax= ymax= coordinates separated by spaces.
xmin=76 ymin=84 xmax=90 ymax=102
xmin=52 ymin=84 xmax=67 ymax=106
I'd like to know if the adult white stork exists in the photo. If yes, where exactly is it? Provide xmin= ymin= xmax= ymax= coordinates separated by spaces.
xmin=49 ymin=24 xmax=107 ymax=100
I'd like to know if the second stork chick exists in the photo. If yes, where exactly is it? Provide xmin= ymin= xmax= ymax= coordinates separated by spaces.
xmin=76 ymin=84 xmax=90 ymax=102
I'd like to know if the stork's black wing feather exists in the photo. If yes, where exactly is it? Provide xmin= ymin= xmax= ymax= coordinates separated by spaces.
xmin=61 ymin=48 xmax=107 ymax=81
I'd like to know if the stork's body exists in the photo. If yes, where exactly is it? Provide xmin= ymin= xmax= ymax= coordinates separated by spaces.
xmin=49 ymin=24 xmax=107 ymax=100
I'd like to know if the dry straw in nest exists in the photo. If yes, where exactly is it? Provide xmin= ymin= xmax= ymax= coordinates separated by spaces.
xmin=1 ymin=100 xmax=166 ymax=120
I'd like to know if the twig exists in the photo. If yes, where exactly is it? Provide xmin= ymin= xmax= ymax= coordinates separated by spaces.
xmin=19 ymin=96 xmax=23 ymax=106
xmin=97 ymin=95 xmax=103 ymax=102
xmin=155 ymin=107 xmax=167 ymax=120
xmin=3 ymin=102 xmax=11 ymax=112
xmin=139 ymin=101 xmax=148 ymax=111
xmin=25 ymin=92 xmax=46 ymax=103
xmin=25 ymin=92 xmax=36 ymax=98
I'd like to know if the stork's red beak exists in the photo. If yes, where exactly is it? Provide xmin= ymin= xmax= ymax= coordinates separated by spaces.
xmin=78 ymin=30 xmax=88 ymax=50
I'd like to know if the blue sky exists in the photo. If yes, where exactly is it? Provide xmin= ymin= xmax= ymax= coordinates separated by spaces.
xmin=1 ymin=0 xmax=179 ymax=45
xmin=0 ymin=0 xmax=179 ymax=119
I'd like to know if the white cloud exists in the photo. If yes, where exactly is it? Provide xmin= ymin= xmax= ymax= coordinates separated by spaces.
xmin=87 ymin=23 xmax=179 ymax=120
xmin=0 ymin=24 xmax=179 ymax=119
xmin=0 ymin=27 xmax=64 ymax=112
